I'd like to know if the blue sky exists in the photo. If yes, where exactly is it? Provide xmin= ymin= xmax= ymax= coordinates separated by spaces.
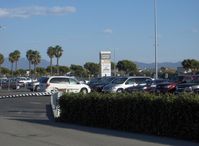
xmin=0 ymin=0 xmax=198 ymax=66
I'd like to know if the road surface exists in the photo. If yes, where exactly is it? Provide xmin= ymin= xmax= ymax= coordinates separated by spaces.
xmin=0 ymin=95 xmax=198 ymax=146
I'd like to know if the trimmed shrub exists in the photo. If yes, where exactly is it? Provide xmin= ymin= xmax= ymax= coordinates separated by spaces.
xmin=59 ymin=92 xmax=199 ymax=141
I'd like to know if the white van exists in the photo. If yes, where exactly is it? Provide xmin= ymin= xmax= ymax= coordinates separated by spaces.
xmin=39 ymin=76 xmax=91 ymax=94
xmin=102 ymin=76 xmax=152 ymax=93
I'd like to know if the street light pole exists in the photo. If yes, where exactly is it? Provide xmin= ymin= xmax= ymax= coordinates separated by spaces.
xmin=154 ymin=0 xmax=158 ymax=79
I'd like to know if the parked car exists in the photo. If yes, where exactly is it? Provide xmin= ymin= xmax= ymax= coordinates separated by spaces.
xmin=0 ymin=78 xmax=20 ymax=89
xmin=125 ymin=79 xmax=168 ymax=93
xmin=87 ymin=77 xmax=102 ymax=89
xmin=91 ymin=76 xmax=117 ymax=92
xmin=0 ymin=78 xmax=7 ymax=89
xmin=102 ymin=76 xmax=152 ymax=93
xmin=27 ymin=78 xmax=43 ymax=92
xmin=155 ymin=81 xmax=176 ymax=94
xmin=17 ymin=77 xmax=32 ymax=87
xmin=39 ymin=76 xmax=91 ymax=94
xmin=176 ymin=76 xmax=199 ymax=93
xmin=125 ymin=83 xmax=150 ymax=93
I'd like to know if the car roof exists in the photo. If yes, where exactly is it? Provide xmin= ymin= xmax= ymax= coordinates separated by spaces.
xmin=49 ymin=76 xmax=75 ymax=79
xmin=125 ymin=76 xmax=152 ymax=79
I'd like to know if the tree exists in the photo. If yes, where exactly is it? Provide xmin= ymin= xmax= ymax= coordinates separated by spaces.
xmin=26 ymin=50 xmax=34 ymax=76
xmin=116 ymin=60 xmax=137 ymax=75
xmin=14 ymin=69 xmax=26 ymax=76
xmin=192 ymin=59 xmax=199 ymax=73
xmin=0 ymin=53 xmax=4 ymax=76
xmin=59 ymin=66 xmax=70 ymax=75
xmin=111 ymin=62 xmax=117 ymax=76
xmin=9 ymin=52 xmax=15 ymax=76
xmin=70 ymin=64 xmax=88 ymax=78
xmin=0 ymin=67 xmax=10 ymax=76
xmin=159 ymin=67 xmax=176 ymax=79
xmin=182 ymin=59 xmax=192 ymax=71
xmin=84 ymin=62 xmax=99 ymax=77
xmin=137 ymin=69 xmax=153 ymax=77
xmin=36 ymin=67 xmax=47 ymax=76
xmin=47 ymin=46 xmax=55 ymax=75
xmin=182 ymin=59 xmax=199 ymax=74
xmin=31 ymin=50 xmax=41 ymax=77
xmin=13 ymin=50 xmax=20 ymax=71
xmin=54 ymin=45 xmax=63 ymax=75
xmin=46 ymin=66 xmax=55 ymax=75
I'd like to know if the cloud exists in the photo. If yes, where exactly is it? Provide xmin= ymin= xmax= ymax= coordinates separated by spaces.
xmin=0 ymin=6 xmax=76 ymax=18
xmin=103 ymin=28 xmax=113 ymax=34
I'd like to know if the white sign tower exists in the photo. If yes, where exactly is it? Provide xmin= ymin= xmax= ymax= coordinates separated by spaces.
xmin=99 ymin=51 xmax=111 ymax=77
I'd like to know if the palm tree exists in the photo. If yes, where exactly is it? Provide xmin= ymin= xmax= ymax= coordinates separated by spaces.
xmin=47 ymin=46 xmax=55 ymax=75
xmin=31 ymin=50 xmax=41 ymax=76
xmin=54 ymin=45 xmax=63 ymax=75
xmin=182 ymin=59 xmax=199 ymax=74
xmin=9 ymin=52 xmax=15 ymax=76
xmin=0 ymin=53 xmax=4 ymax=76
xmin=13 ymin=50 xmax=21 ymax=71
xmin=26 ymin=50 xmax=34 ymax=76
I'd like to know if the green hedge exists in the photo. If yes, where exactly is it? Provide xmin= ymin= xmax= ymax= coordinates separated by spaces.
xmin=59 ymin=92 xmax=199 ymax=141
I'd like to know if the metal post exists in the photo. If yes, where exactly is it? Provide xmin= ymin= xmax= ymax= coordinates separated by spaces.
xmin=154 ymin=0 xmax=158 ymax=79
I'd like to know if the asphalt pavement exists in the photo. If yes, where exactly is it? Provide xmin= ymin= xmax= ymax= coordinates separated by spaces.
xmin=0 ymin=90 xmax=198 ymax=146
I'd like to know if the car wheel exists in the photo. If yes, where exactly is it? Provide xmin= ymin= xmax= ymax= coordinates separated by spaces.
xmin=35 ymin=85 xmax=40 ymax=92
xmin=81 ymin=88 xmax=88 ymax=94
xmin=15 ymin=85 xmax=20 ymax=90
xmin=117 ymin=88 xmax=123 ymax=93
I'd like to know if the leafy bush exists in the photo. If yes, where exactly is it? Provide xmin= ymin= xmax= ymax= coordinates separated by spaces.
xmin=59 ymin=92 xmax=199 ymax=141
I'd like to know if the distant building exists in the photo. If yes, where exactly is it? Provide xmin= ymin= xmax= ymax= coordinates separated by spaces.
xmin=99 ymin=51 xmax=111 ymax=77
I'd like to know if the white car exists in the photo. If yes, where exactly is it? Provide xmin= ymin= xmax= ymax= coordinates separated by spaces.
xmin=27 ymin=79 xmax=41 ymax=92
xmin=17 ymin=77 xmax=32 ymax=87
xmin=39 ymin=76 xmax=91 ymax=94
xmin=102 ymin=76 xmax=153 ymax=93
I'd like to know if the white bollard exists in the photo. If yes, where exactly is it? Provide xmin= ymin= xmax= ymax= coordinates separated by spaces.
xmin=51 ymin=91 xmax=63 ymax=119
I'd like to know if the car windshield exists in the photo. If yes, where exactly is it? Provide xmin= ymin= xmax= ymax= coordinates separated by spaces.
xmin=38 ymin=77 xmax=44 ymax=83
xmin=99 ymin=77 xmax=115 ymax=84
xmin=40 ymin=77 xmax=49 ymax=83
xmin=112 ymin=77 xmax=127 ymax=84
xmin=153 ymin=79 xmax=168 ymax=84
xmin=89 ymin=78 xmax=102 ymax=84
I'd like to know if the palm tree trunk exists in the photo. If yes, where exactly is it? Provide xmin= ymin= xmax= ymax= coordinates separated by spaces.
xmin=15 ymin=61 xmax=18 ymax=71
xmin=11 ymin=63 xmax=13 ymax=77
xmin=57 ymin=57 xmax=59 ymax=75
xmin=50 ymin=58 xmax=52 ymax=75
xmin=34 ymin=63 xmax=36 ymax=77
xmin=29 ymin=61 xmax=31 ymax=76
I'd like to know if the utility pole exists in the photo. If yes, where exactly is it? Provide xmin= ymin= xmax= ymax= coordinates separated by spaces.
xmin=154 ymin=0 xmax=158 ymax=79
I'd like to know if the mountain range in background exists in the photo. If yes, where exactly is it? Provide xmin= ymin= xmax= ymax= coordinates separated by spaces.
xmin=2 ymin=58 xmax=49 ymax=69
xmin=2 ymin=58 xmax=182 ymax=70
xmin=134 ymin=61 xmax=182 ymax=70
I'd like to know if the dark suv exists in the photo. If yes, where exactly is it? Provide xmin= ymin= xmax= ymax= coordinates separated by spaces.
xmin=176 ymin=76 xmax=199 ymax=93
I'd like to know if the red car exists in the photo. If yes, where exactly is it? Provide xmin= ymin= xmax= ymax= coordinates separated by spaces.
xmin=155 ymin=82 xmax=176 ymax=94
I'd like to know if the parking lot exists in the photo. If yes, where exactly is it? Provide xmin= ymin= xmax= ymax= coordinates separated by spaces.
xmin=1 ymin=75 xmax=199 ymax=100
xmin=0 ymin=89 xmax=198 ymax=146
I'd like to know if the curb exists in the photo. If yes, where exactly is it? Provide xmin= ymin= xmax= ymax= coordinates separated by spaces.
xmin=0 ymin=91 xmax=55 ymax=99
